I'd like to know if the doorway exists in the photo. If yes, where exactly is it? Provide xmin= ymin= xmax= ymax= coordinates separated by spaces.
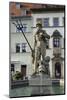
xmin=55 ymin=62 xmax=61 ymax=78
xmin=21 ymin=65 xmax=27 ymax=79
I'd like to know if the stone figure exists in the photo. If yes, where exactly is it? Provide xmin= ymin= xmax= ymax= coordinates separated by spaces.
xmin=32 ymin=23 xmax=50 ymax=73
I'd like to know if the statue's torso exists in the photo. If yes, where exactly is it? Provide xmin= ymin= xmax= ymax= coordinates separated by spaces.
xmin=35 ymin=32 xmax=46 ymax=47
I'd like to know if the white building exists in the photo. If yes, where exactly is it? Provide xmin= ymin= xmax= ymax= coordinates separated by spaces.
xmin=10 ymin=16 xmax=33 ymax=79
xmin=10 ymin=6 xmax=65 ymax=80
xmin=31 ymin=7 xmax=65 ymax=79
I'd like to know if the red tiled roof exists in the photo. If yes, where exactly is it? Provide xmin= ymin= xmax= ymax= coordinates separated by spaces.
xmin=10 ymin=2 xmax=64 ymax=16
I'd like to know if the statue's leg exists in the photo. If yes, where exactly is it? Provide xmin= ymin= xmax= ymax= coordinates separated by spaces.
xmin=41 ymin=43 xmax=46 ymax=63
xmin=34 ymin=47 xmax=41 ymax=72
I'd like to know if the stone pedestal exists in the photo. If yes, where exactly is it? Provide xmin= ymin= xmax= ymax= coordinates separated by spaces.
xmin=29 ymin=72 xmax=53 ymax=95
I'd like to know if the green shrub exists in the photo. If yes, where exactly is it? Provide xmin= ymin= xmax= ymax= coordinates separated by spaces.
xmin=14 ymin=71 xmax=22 ymax=80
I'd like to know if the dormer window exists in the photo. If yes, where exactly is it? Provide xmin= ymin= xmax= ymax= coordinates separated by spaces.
xmin=53 ymin=38 xmax=60 ymax=47
xmin=51 ymin=30 xmax=62 ymax=48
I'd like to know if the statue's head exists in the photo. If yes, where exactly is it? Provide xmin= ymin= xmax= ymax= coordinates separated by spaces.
xmin=36 ymin=23 xmax=42 ymax=30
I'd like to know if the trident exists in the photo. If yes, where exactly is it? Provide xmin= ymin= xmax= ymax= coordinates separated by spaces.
xmin=13 ymin=20 xmax=33 ymax=52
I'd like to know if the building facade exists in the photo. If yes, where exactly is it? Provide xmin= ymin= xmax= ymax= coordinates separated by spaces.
xmin=10 ymin=4 xmax=65 ymax=80
xmin=31 ymin=7 xmax=65 ymax=79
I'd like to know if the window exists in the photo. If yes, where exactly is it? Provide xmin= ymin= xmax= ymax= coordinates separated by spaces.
xmin=16 ymin=23 xmax=27 ymax=33
xmin=11 ymin=64 xmax=14 ymax=72
xmin=20 ymin=4 xmax=23 ymax=8
xmin=16 ymin=43 xmax=27 ymax=53
xmin=26 ymin=10 xmax=31 ymax=15
xmin=16 ymin=3 xmax=20 ymax=9
xmin=16 ymin=43 xmax=20 ymax=53
xmin=53 ymin=18 xmax=59 ymax=26
xmin=21 ymin=9 xmax=26 ymax=16
xmin=53 ymin=38 xmax=60 ymax=47
xmin=62 ymin=17 xmax=65 ymax=26
xmin=23 ymin=24 xmax=27 ymax=32
xmin=22 ymin=43 xmax=26 ymax=52
xmin=44 ymin=18 xmax=49 ymax=27
xmin=36 ymin=18 xmax=49 ymax=27
xmin=16 ymin=25 xmax=22 ymax=33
